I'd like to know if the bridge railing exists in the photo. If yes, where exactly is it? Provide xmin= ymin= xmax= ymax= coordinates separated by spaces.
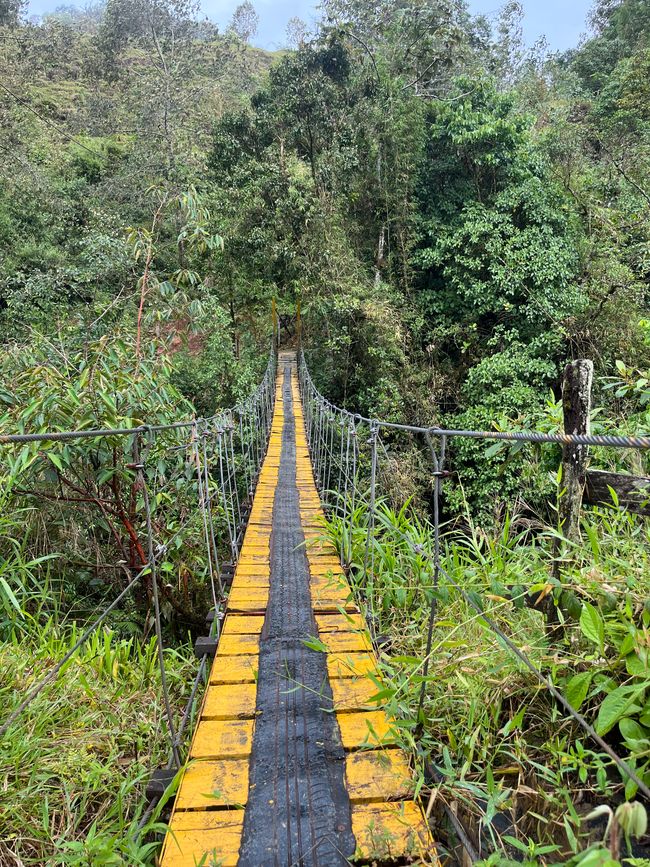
xmin=0 ymin=347 xmax=277 ymax=786
xmin=297 ymin=347 xmax=650 ymax=856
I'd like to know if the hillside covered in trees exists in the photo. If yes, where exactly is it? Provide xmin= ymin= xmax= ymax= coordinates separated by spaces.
xmin=1 ymin=0 xmax=650 ymax=864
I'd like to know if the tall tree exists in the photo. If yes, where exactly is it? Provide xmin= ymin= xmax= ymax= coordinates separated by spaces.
xmin=0 ymin=0 xmax=25 ymax=27
xmin=286 ymin=15 xmax=308 ymax=49
xmin=228 ymin=0 xmax=258 ymax=44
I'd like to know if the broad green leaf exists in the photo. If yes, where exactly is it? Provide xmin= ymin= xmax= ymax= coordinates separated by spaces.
xmin=566 ymin=671 xmax=593 ymax=711
xmin=619 ymin=718 xmax=648 ymax=743
xmin=0 ymin=576 xmax=21 ymax=613
xmin=580 ymin=603 xmax=604 ymax=651
xmin=46 ymin=452 xmax=64 ymax=472
xmin=627 ymin=649 xmax=650 ymax=677
xmin=596 ymin=684 xmax=646 ymax=735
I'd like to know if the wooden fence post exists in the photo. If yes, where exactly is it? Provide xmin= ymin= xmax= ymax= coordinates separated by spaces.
xmin=540 ymin=360 xmax=594 ymax=626
xmin=559 ymin=359 xmax=594 ymax=542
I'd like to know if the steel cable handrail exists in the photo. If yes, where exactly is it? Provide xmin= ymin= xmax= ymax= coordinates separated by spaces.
xmin=0 ymin=346 xmax=277 ymax=766
xmin=297 ymin=347 xmax=650 ymax=859
xmin=298 ymin=349 xmax=650 ymax=450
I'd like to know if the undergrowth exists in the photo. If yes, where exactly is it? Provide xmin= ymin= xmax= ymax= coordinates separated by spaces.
xmin=324 ymin=498 xmax=650 ymax=865
xmin=0 ymin=618 xmax=193 ymax=865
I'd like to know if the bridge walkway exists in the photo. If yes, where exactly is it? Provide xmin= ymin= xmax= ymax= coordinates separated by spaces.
xmin=160 ymin=351 xmax=435 ymax=866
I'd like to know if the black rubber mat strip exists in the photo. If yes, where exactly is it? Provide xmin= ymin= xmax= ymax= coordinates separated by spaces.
xmin=238 ymin=360 xmax=355 ymax=867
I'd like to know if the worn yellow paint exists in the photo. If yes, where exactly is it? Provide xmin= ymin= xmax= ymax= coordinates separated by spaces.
xmin=175 ymin=759 xmax=250 ymax=809
xmin=221 ymin=614 xmax=265 ymax=635
xmin=311 ymin=592 xmax=357 ymax=613
xmin=232 ymin=563 xmax=271 ymax=576
xmin=315 ymin=612 xmax=367 ymax=633
xmin=337 ymin=711 xmax=397 ymax=750
xmin=216 ymin=633 xmax=260 ymax=656
xmin=320 ymin=630 xmax=373 ymax=652
xmin=209 ymin=654 xmax=258 ymax=684
xmin=345 ymin=750 xmax=414 ymax=802
xmin=190 ymin=719 xmax=254 ymax=760
xmin=327 ymin=652 xmax=378 ymax=679
xmin=160 ymin=810 xmax=244 ymax=867
xmin=352 ymin=802 xmax=434 ymax=863
xmin=161 ymin=353 xmax=435 ymax=866
xmin=330 ymin=675 xmax=384 ymax=711
xmin=226 ymin=591 xmax=269 ymax=612
xmin=202 ymin=683 xmax=257 ymax=719
xmin=229 ymin=574 xmax=270 ymax=589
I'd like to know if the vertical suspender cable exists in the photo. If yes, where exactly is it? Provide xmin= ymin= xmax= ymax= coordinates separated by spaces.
xmin=202 ymin=426 xmax=223 ymax=598
xmin=336 ymin=414 xmax=346 ymax=518
xmin=135 ymin=430 xmax=181 ymax=770
xmin=218 ymin=427 xmax=237 ymax=563
xmin=363 ymin=421 xmax=379 ymax=579
xmin=193 ymin=421 xmax=219 ymax=613
xmin=416 ymin=433 xmax=446 ymax=732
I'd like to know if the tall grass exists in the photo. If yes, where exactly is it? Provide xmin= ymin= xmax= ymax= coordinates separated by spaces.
xmin=324 ymin=499 xmax=650 ymax=861
xmin=0 ymin=614 xmax=193 ymax=865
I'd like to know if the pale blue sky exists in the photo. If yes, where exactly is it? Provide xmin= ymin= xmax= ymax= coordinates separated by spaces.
xmin=27 ymin=0 xmax=595 ymax=53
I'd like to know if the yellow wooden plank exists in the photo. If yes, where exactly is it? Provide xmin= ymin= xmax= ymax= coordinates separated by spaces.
xmin=316 ymin=612 xmax=366 ymax=633
xmin=309 ymin=563 xmax=345 ymax=576
xmin=352 ymin=802 xmax=433 ymax=863
xmin=309 ymin=575 xmax=351 ymax=592
xmin=190 ymin=719 xmax=254 ymax=759
xmin=336 ymin=711 xmax=396 ymax=749
xmin=320 ymin=630 xmax=372 ymax=652
xmin=227 ymin=587 xmax=269 ymax=603
xmin=242 ymin=532 xmax=273 ymax=546
xmin=171 ymin=808 xmax=246 ymax=830
xmin=202 ymin=683 xmax=257 ymax=719
xmin=217 ymin=633 xmax=260 ymax=655
xmin=227 ymin=595 xmax=269 ymax=613
xmin=230 ymin=574 xmax=270 ymax=588
xmin=248 ymin=509 xmax=274 ymax=521
xmin=345 ymin=750 xmax=414 ymax=802
xmin=330 ymin=676 xmax=383 ymax=711
xmin=209 ymin=654 xmax=258 ymax=684
xmin=161 ymin=811 xmax=244 ymax=867
xmin=221 ymin=614 xmax=265 ymax=635
xmin=236 ymin=544 xmax=270 ymax=555
xmin=174 ymin=759 xmax=249 ymax=809
xmin=312 ymin=594 xmax=358 ymax=613
xmin=234 ymin=563 xmax=271 ymax=576
xmin=327 ymin=652 xmax=378 ymax=679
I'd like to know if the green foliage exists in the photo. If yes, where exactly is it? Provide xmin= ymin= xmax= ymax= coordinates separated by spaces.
xmin=0 ymin=621 xmax=192 ymax=864
xmin=324 ymin=497 xmax=650 ymax=860
xmin=0 ymin=0 xmax=25 ymax=27
xmin=444 ymin=338 xmax=559 ymax=522
xmin=3 ymin=0 xmax=650 ymax=860
xmin=415 ymin=78 xmax=585 ymax=338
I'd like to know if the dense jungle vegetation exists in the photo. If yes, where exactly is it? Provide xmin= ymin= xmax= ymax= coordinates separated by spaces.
xmin=1 ymin=0 xmax=650 ymax=863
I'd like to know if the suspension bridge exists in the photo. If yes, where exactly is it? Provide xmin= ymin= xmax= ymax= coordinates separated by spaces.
xmin=3 ymin=324 xmax=650 ymax=865
xmin=160 ymin=352 xmax=433 ymax=865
